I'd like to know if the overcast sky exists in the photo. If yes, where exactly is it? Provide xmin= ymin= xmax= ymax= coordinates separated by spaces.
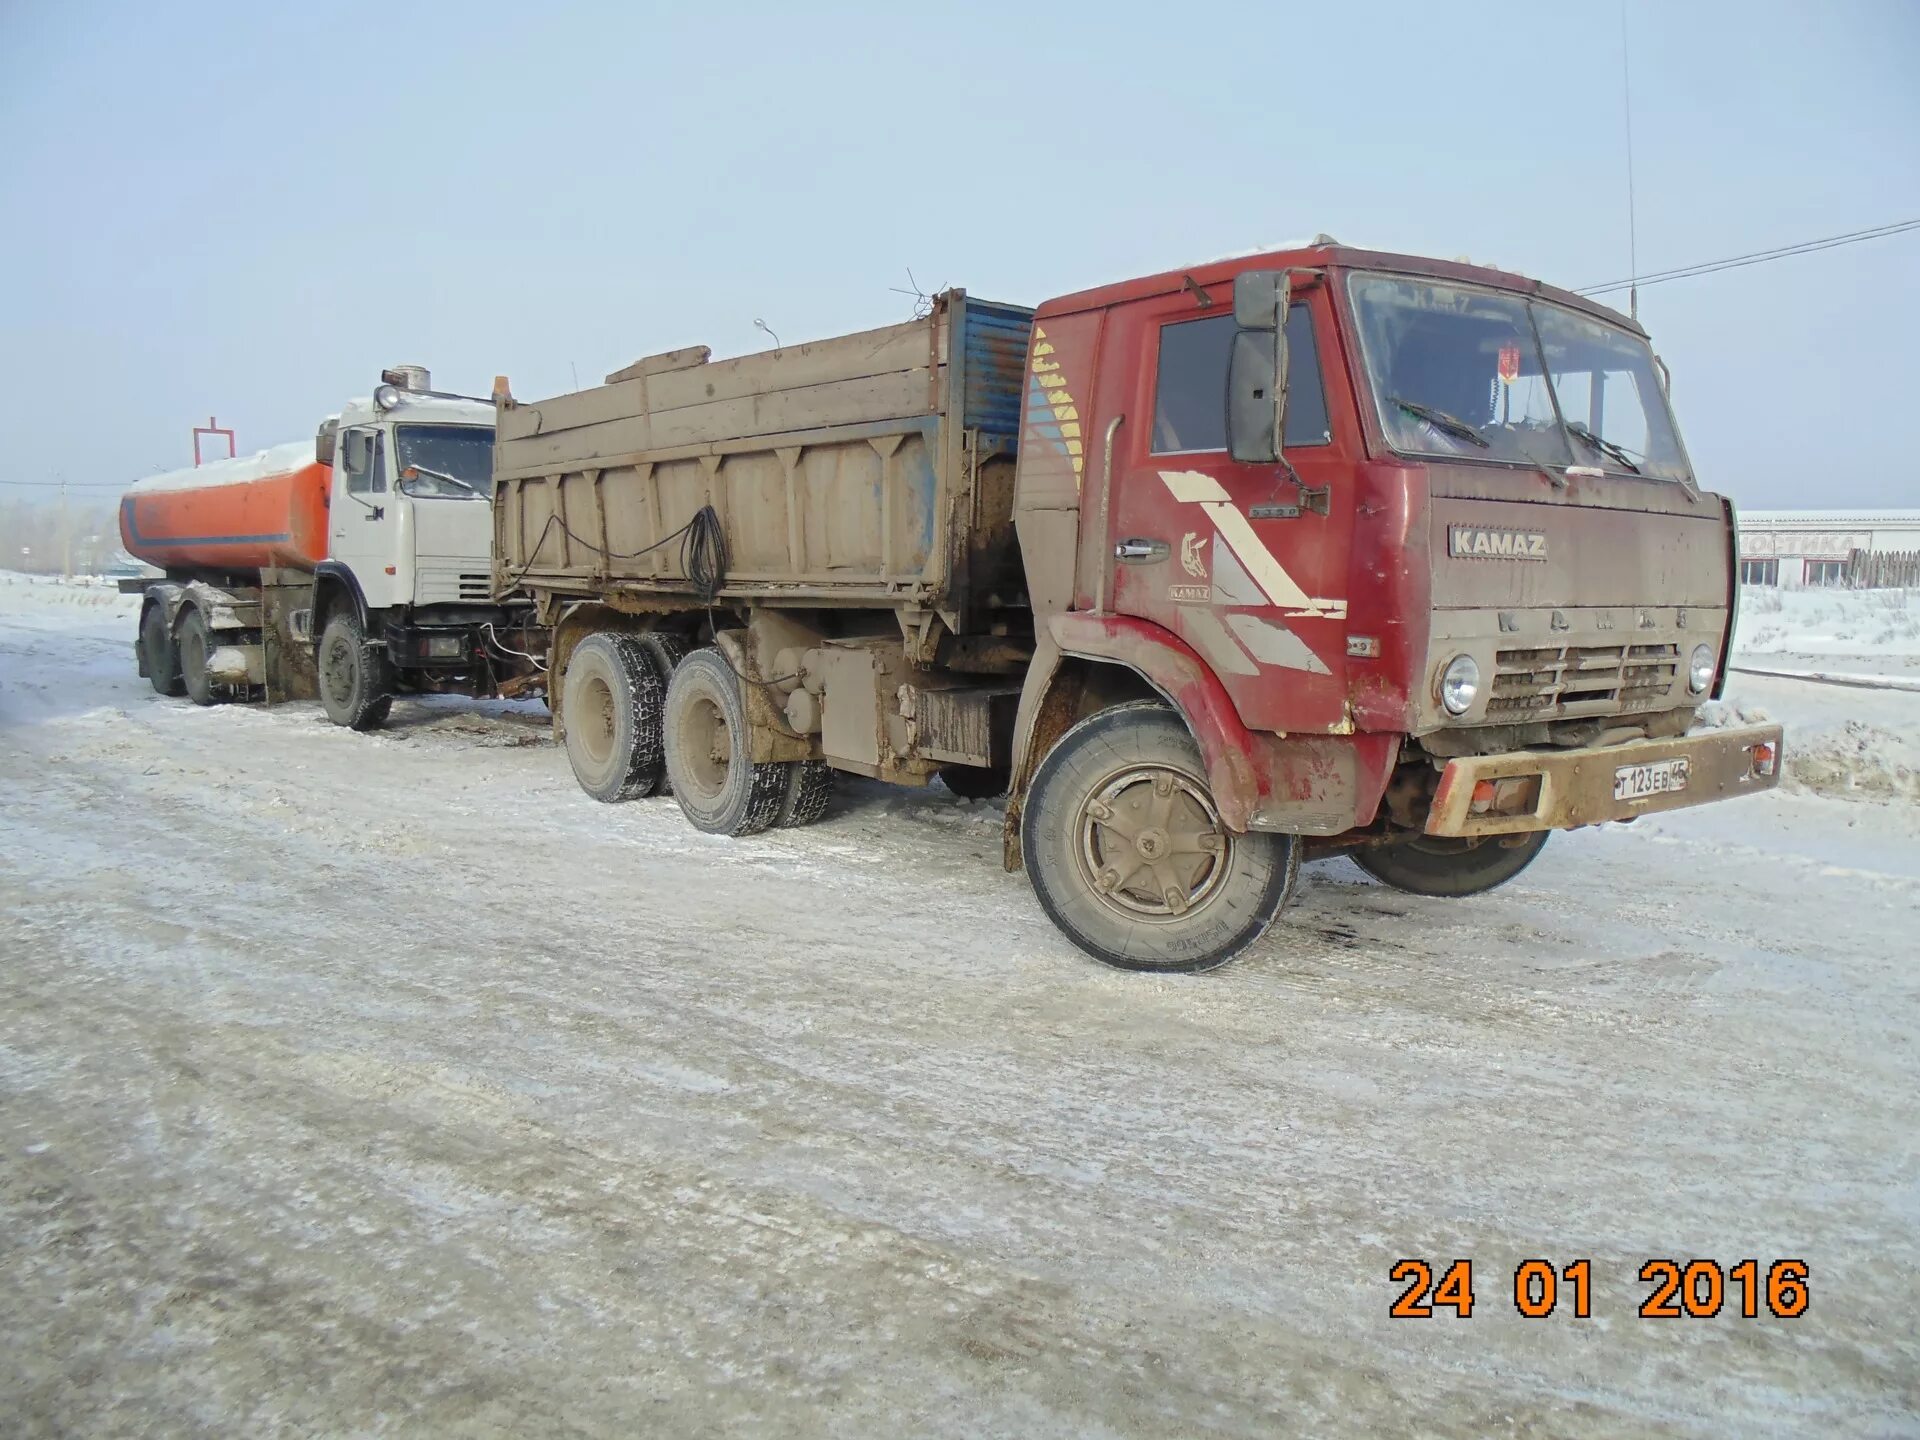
xmin=1 ymin=0 xmax=1914 ymax=509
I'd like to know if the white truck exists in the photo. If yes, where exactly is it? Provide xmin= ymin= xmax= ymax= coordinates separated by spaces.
xmin=120 ymin=367 xmax=543 ymax=725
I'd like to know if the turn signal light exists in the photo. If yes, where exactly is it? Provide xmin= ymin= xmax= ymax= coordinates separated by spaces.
xmin=1749 ymin=742 xmax=1778 ymax=777
xmin=1470 ymin=780 xmax=1497 ymax=814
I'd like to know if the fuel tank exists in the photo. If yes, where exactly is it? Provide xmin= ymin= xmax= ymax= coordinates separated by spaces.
xmin=120 ymin=441 xmax=330 ymax=574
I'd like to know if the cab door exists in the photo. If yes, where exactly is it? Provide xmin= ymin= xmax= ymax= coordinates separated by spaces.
xmin=1104 ymin=285 xmax=1354 ymax=734
xmin=330 ymin=427 xmax=404 ymax=610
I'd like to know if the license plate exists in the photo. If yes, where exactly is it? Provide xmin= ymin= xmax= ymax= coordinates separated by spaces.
xmin=1614 ymin=758 xmax=1690 ymax=801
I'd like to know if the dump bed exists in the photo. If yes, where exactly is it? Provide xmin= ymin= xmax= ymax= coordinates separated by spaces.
xmin=492 ymin=291 xmax=1034 ymax=625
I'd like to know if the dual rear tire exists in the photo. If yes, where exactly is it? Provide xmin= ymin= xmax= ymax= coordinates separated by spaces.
xmin=561 ymin=633 xmax=832 ymax=835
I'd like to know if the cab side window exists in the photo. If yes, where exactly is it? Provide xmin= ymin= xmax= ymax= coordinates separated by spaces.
xmin=344 ymin=429 xmax=387 ymax=495
xmin=1151 ymin=304 xmax=1331 ymax=454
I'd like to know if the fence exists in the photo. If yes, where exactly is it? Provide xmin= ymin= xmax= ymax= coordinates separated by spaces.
xmin=1845 ymin=549 xmax=1920 ymax=589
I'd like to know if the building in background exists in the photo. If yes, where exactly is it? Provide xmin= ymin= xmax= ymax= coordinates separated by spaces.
xmin=1736 ymin=510 xmax=1920 ymax=588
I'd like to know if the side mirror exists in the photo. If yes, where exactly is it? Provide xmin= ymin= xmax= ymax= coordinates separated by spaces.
xmin=342 ymin=430 xmax=373 ymax=476
xmin=315 ymin=419 xmax=338 ymax=468
xmin=1233 ymin=269 xmax=1288 ymax=329
xmin=1228 ymin=331 xmax=1279 ymax=464
xmin=1227 ymin=270 xmax=1291 ymax=464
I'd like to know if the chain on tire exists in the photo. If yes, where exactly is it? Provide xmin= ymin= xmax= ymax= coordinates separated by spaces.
xmin=562 ymin=632 xmax=666 ymax=802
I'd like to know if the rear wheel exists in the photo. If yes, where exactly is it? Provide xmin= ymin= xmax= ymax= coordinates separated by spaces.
xmin=662 ymin=648 xmax=788 ymax=837
xmin=175 ymin=607 xmax=217 ymax=706
xmin=318 ymin=609 xmax=395 ymax=731
xmin=1021 ymin=702 xmax=1300 ymax=973
xmin=140 ymin=602 xmax=183 ymax=697
xmin=776 ymin=760 xmax=834 ymax=828
xmin=636 ymin=632 xmax=689 ymax=793
xmin=561 ymin=633 xmax=665 ymax=802
xmin=1350 ymin=831 xmax=1549 ymax=897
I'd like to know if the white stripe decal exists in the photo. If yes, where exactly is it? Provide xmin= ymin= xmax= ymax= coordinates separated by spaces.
xmin=1160 ymin=469 xmax=1231 ymax=504
xmin=1209 ymin=535 xmax=1266 ymax=606
xmin=1225 ymin=613 xmax=1331 ymax=675
xmin=1158 ymin=470 xmax=1346 ymax=618
xmin=1179 ymin=607 xmax=1259 ymax=676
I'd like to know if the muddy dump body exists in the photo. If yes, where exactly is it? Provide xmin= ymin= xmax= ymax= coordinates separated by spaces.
xmin=492 ymin=291 xmax=1034 ymax=634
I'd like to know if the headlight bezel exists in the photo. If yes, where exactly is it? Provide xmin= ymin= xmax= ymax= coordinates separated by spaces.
xmin=1688 ymin=642 xmax=1716 ymax=694
xmin=1438 ymin=653 xmax=1481 ymax=717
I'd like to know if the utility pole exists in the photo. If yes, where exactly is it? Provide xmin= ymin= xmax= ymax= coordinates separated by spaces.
xmin=59 ymin=475 xmax=71 ymax=580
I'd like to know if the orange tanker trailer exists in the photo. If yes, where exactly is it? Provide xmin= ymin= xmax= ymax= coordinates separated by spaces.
xmin=120 ymin=441 xmax=331 ymax=575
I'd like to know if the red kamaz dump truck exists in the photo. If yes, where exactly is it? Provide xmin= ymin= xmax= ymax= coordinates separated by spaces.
xmin=493 ymin=240 xmax=1784 ymax=971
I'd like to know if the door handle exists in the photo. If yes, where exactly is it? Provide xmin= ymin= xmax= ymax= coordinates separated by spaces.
xmin=1114 ymin=538 xmax=1168 ymax=562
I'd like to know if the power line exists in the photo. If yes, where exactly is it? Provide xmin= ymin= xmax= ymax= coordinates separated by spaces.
xmin=0 ymin=478 xmax=127 ymax=489
xmin=1578 ymin=219 xmax=1920 ymax=297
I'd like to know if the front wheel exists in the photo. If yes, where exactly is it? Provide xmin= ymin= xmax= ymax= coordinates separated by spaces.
xmin=318 ymin=609 xmax=395 ymax=731
xmin=1349 ymin=831 xmax=1549 ymax=897
xmin=1021 ymin=702 xmax=1300 ymax=973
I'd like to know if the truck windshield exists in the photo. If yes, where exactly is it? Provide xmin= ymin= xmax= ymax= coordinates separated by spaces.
xmin=394 ymin=425 xmax=495 ymax=498
xmin=1347 ymin=273 xmax=1693 ymax=484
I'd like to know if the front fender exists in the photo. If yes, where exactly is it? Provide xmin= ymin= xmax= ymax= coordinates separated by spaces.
xmin=1045 ymin=612 xmax=1398 ymax=837
xmin=1048 ymin=612 xmax=1263 ymax=829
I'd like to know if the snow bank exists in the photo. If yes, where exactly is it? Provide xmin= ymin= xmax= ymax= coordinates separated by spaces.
xmin=0 ymin=570 xmax=144 ymax=621
xmin=1732 ymin=586 xmax=1920 ymax=669
xmin=1722 ymin=584 xmax=1920 ymax=808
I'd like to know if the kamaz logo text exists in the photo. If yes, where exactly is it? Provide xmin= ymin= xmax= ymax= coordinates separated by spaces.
xmin=1449 ymin=526 xmax=1548 ymax=560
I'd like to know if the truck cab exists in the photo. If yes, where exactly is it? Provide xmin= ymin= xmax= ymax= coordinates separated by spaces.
xmin=309 ymin=367 xmax=541 ymax=728
xmin=1004 ymin=241 xmax=1780 ymax=964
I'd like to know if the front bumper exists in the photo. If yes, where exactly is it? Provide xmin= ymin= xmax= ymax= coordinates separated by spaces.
xmin=1424 ymin=724 xmax=1784 ymax=837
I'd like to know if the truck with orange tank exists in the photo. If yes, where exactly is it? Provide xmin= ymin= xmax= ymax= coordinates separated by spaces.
xmin=493 ymin=240 xmax=1785 ymax=971
xmin=122 ymin=367 xmax=543 ymax=723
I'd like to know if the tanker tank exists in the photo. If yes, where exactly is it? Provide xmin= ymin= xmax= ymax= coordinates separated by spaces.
xmin=120 ymin=440 xmax=330 ymax=576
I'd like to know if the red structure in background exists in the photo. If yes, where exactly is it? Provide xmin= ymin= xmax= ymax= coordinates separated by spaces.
xmin=192 ymin=417 xmax=236 ymax=466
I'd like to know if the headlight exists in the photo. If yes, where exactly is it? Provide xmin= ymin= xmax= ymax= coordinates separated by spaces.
xmin=1439 ymin=654 xmax=1480 ymax=716
xmin=1689 ymin=643 xmax=1715 ymax=693
xmin=374 ymin=383 xmax=403 ymax=411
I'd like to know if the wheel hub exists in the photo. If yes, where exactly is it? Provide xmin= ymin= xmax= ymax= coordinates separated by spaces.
xmin=1077 ymin=764 xmax=1231 ymax=921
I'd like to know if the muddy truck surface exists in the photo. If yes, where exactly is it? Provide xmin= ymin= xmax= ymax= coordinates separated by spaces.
xmin=493 ymin=241 xmax=1783 ymax=970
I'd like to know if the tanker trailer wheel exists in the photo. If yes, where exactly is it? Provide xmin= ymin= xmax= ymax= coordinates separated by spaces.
xmin=1020 ymin=702 xmax=1300 ymax=973
xmin=140 ymin=602 xmax=184 ymax=698
xmin=1350 ymin=831 xmax=1549 ymax=897
xmin=318 ymin=609 xmax=395 ymax=731
xmin=662 ymin=648 xmax=788 ymax=838
xmin=560 ymin=633 xmax=665 ymax=802
xmin=175 ymin=607 xmax=218 ymax=707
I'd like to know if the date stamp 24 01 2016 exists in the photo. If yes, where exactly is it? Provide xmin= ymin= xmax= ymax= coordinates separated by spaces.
xmin=1389 ymin=1258 xmax=1810 ymax=1321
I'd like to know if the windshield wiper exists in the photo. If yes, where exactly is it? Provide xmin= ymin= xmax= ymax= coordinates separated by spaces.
xmin=402 ymin=463 xmax=486 ymax=497
xmin=1390 ymin=397 xmax=1489 ymax=448
xmin=1565 ymin=422 xmax=1643 ymax=475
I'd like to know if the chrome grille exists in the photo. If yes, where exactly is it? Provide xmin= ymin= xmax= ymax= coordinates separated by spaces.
xmin=1489 ymin=643 xmax=1679 ymax=718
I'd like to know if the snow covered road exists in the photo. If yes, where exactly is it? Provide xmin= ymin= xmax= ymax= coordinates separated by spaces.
xmin=3 ymin=575 xmax=1917 ymax=1437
